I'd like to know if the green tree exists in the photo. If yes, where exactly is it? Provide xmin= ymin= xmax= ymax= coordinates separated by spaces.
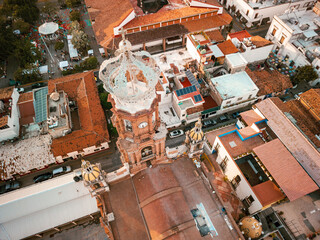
xmin=65 ymin=0 xmax=81 ymax=8
xmin=42 ymin=1 xmax=58 ymax=17
xmin=69 ymin=20 xmax=81 ymax=34
xmin=70 ymin=10 xmax=80 ymax=22
xmin=14 ymin=66 xmax=42 ymax=84
xmin=71 ymin=29 xmax=89 ymax=53
xmin=12 ymin=19 xmax=30 ymax=34
xmin=2 ymin=0 xmax=40 ymax=24
xmin=291 ymin=65 xmax=318 ymax=85
xmin=54 ymin=41 xmax=64 ymax=50
xmin=0 ymin=19 xmax=17 ymax=62
xmin=81 ymin=56 xmax=98 ymax=70
xmin=14 ymin=38 xmax=41 ymax=68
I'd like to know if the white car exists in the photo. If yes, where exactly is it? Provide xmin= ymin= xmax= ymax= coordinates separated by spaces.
xmin=52 ymin=166 xmax=72 ymax=176
xmin=169 ymin=129 xmax=184 ymax=138
xmin=17 ymin=87 xmax=24 ymax=93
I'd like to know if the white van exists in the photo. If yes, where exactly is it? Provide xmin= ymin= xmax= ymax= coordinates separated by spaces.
xmin=52 ymin=166 xmax=72 ymax=176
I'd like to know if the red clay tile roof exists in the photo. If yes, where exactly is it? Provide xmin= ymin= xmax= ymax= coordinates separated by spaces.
xmin=181 ymin=12 xmax=232 ymax=33
xmin=85 ymin=0 xmax=134 ymax=47
xmin=245 ymin=67 xmax=293 ymax=96
xmin=299 ymin=88 xmax=320 ymax=118
xmin=219 ymin=131 xmax=264 ymax=158
xmin=250 ymin=36 xmax=272 ymax=48
xmin=272 ymin=98 xmax=320 ymax=148
xmin=228 ymin=30 xmax=251 ymax=41
xmin=124 ymin=7 xmax=217 ymax=29
xmin=256 ymin=98 xmax=320 ymax=187
xmin=18 ymin=92 xmax=33 ymax=103
xmin=0 ymin=116 xmax=8 ymax=128
xmin=88 ymin=0 xmax=232 ymax=48
xmin=217 ymin=40 xmax=238 ymax=55
xmin=252 ymin=180 xmax=285 ymax=207
xmin=48 ymin=71 xmax=109 ymax=157
xmin=240 ymin=109 xmax=265 ymax=126
xmin=205 ymin=30 xmax=224 ymax=43
xmin=0 ymin=87 xmax=14 ymax=100
xmin=253 ymin=139 xmax=318 ymax=201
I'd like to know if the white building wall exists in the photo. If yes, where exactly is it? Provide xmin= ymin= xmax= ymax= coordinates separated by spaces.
xmin=186 ymin=36 xmax=201 ymax=63
xmin=220 ymin=89 xmax=258 ymax=110
xmin=0 ymin=89 xmax=20 ymax=142
xmin=132 ymin=43 xmax=144 ymax=51
xmin=266 ymin=15 xmax=293 ymax=46
xmin=225 ymin=0 xmax=315 ymax=27
xmin=241 ymin=44 xmax=274 ymax=63
xmin=113 ymin=10 xmax=135 ymax=36
xmin=145 ymin=39 xmax=163 ymax=47
xmin=213 ymin=137 xmax=263 ymax=213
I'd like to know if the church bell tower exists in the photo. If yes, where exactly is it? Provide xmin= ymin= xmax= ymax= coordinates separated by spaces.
xmin=99 ymin=34 xmax=167 ymax=174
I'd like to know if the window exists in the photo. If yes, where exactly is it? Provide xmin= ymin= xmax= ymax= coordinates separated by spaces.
xmin=248 ymin=94 xmax=252 ymax=99
xmin=271 ymin=28 xmax=277 ymax=36
xmin=246 ymin=10 xmax=249 ymax=16
xmin=289 ymin=60 xmax=295 ymax=67
xmin=237 ymin=97 xmax=243 ymax=101
xmin=280 ymin=35 xmax=286 ymax=44
xmin=220 ymin=156 xmax=228 ymax=172
xmin=254 ymin=13 xmax=259 ymax=19
xmin=231 ymin=175 xmax=241 ymax=189
xmin=316 ymin=66 xmax=320 ymax=70
xmin=242 ymin=195 xmax=255 ymax=208
xmin=226 ymin=100 xmax=231 ymax=104
xmin=215 ymin=143 xmax=220 ymax=152
xmin=124 ymin=119 xmax=132 ymax=132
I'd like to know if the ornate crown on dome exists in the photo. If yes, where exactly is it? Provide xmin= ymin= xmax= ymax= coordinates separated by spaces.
xmin=81 ymin=159 xmax=100 ymax=182
xmin=99 ymin=30 xmax=159 ymax=105
xmin=188 ymin=118 xmax=204 ymax=143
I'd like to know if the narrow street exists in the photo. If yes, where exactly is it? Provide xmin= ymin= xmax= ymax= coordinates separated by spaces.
xmin=12 ymin=139 xmax=122 ymax=189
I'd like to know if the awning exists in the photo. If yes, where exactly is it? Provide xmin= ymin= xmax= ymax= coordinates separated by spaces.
xmin=59 ymin=61 xmax=68 ymax=69
xmin=39 ymin=65 xmax=48 ymax=74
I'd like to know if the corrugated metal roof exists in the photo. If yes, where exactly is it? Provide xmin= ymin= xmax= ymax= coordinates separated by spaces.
xmin=0 ymin=172 xmax=98 ymax=240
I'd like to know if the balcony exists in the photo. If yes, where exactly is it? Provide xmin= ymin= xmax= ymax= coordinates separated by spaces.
xmin=141 ymin=154 xmax=155 ymax=161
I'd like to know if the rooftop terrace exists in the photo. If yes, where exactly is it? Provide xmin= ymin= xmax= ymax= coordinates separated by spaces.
xmin=247 ymin=0 xmax=304 ymax=9
xmin=211 ymin=71 xmax=258 ymax=100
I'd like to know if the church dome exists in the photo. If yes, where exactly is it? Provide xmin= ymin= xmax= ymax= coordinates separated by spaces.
xmin=99 ymin=36 xmax=159 ymax=113
xmin=188 ymin=119 xmax=204 ymax=142
xmin=81 ymin=159 xmax=100 ymax=182
xmin=239 ymin=216 xmax=262 ymax=239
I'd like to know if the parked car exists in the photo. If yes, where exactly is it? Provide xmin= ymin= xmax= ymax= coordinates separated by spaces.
xmin=203 ymin=119 xmax=217 ymax=128
xmin=169 ymin=129 xmax=184 ymax=138
xmin=218 ymin=114 xmax=229 ymax=123
xmin=0 ymin=181 xmax=21 ymax=194
xmin=232 ymin=112 xmax=240 ymax=119
xmin=17 ymin=87 xmax=24 ymax=93
xmin=52 ymin=166 xmax=72 ymax=176
xmin=31 ymin=82 xmax=45 ymax=89
xmin=33 ymin=172 xmax=53 ymax=183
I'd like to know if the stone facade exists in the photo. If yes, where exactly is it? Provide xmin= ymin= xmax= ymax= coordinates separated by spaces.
xmin=109 ymin=94 xmax=167 ymax=174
